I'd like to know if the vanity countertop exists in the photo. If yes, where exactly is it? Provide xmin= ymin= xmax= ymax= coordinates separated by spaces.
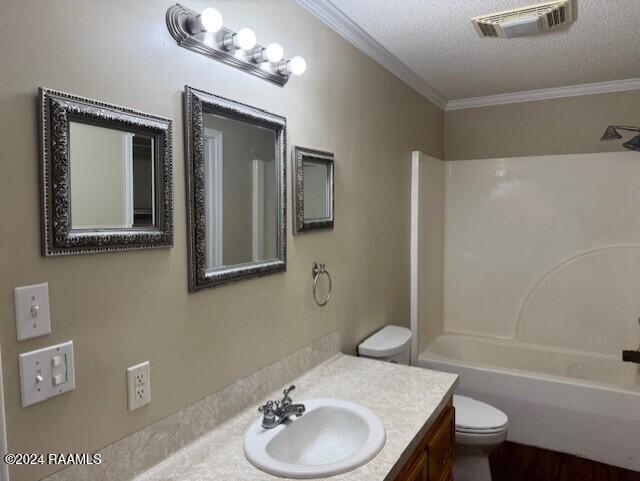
xmin=134 ymin=354 xmax=458 ymax=481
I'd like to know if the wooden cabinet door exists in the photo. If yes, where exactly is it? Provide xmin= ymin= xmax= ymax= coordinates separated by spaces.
xmin=392 ymin=401 xmax=455 ymax=481
xmin=394 ymin=449 xmax=427 ymax=481
xmin=426 ymin=407 xmax=455 ymax=481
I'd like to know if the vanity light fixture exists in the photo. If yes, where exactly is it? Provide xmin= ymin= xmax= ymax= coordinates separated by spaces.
xmin=253 ymin=43 xmax=285 ymax=63
xmin=186 ymin=7 xmax=223 ymax=34
xmin=166 ymin=3 xmax=306 ymax=86
xmin=281 ymin=56 xmax=307 ymax=76
xmin=224 ymin=28 xmax=257 ymax=51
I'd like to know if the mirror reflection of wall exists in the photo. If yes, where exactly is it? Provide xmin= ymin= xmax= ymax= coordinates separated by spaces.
xmin=293 ymin=146 xmax=334 ymax=234
xmin=202 ymin=113 xmax=277 ymax=270
xmin=303 ymin=161 xmax=330 ymax=220
xmin=69 ymin=122 xmax=154 ymax=229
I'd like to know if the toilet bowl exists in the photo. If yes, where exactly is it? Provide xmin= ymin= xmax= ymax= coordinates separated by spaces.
xmin=453 ymin=395 xmax=508 ymax=481
xmin=357 ymin=327 xmax=507 ymax=481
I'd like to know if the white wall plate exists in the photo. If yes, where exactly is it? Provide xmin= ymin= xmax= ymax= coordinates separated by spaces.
xmin=127 ymin=361 xmax=150 ymax=411
xmin=14 ymin=283 xmax=51 ymax=341
xmin=19 ymin=341 xmax=75 ymax=407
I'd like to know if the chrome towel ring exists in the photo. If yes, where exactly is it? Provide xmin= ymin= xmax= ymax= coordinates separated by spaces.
xmin=312 ymin=262 xmax=332 ymax=307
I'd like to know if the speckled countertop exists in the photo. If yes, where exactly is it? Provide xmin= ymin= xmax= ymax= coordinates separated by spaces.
xmin=135 ymin=355 xmax=458 ymax=481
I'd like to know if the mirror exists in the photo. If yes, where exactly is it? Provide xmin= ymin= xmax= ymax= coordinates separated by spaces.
xmin=69 ymin=123 xmax=155 ymax=229
xmin=39 ymin=88 xmax=173 ymax=256
xmin=293 ymin=147 xmax=334 ymax=234
xmin=202 ymin=114 xmax=278 ymax=269
xmin=185 ymin=86 xmax=286 ymax=290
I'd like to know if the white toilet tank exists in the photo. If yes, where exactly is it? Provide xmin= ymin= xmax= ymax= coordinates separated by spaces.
xmin=357 ymin=325 xmax=412 ymax=365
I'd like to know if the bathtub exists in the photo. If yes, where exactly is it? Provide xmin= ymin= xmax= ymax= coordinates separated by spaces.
xmin=417 ymin=333 xmax=640 ymax=471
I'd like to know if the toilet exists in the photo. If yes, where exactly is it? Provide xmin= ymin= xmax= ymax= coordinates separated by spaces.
xmin=453 ymin=395 xmax=508 ymax=481
xmin=358 ymin=325 xmax=508 ymax=481
xmin=357 ymin=325 xmax=412 ymax=365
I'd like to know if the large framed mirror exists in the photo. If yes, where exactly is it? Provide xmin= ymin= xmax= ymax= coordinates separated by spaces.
xmin=293 ymin=147 xmax=334 ymax=234
xmin=184 ymin=86 xmax=286 ymax=290
xmin=39 ymin=88 xmax=173 ymax=256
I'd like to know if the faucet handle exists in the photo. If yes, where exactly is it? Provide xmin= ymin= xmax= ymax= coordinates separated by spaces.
xmin=281 ymin=385 xmax=295 ymax=405
xmin=259 ymin=400 xmax=276 ymax=418
xmin=258 ymin=400 xmax=277 ymax=429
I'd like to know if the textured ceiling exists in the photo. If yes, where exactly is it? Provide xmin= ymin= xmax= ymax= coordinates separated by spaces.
xmin=327 ymin=0 xmax=640 ymax=100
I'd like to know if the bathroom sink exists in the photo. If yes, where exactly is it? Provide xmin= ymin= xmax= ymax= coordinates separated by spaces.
xmin=244 ymin=398 xmax=386 ymax=478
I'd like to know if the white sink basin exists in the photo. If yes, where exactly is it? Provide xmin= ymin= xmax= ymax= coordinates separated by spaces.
xmin=244 ymin=398 xmax=386 ymax=479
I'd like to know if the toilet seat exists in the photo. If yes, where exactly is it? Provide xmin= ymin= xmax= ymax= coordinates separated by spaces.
xmin=453 ymin=395 xmax=508 ymax=435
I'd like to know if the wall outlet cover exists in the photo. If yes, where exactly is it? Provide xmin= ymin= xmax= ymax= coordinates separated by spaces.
xmin=127 ymin=361 xmax=150 ymax=411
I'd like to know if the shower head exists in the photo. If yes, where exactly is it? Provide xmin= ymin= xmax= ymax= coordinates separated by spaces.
xmin=600 ymin=126 xmax=623 ymax=141
xmin=623 ymin=135 xmax=640 ymax=152
xmin=601 ymin=125 xmax=640 ymax=151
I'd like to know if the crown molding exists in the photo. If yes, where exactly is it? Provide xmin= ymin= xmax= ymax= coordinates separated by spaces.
xmin=295 ymin=0 xmax=448 ymax=110
xmin=446 ymin=77 xmax=640 ymax=111
xmin=295 ymin=0 xmax=640 ymax=112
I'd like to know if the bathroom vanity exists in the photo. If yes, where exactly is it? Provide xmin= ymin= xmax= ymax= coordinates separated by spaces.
xmin=392 ymin=401 xmax=455 ymax=481
xmin=131 ymin=353 xmax=457 ymax=481
xmin=42 ymin=333 xmax=457 ymax=481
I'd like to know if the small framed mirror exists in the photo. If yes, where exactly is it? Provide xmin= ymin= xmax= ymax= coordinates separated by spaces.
xmin=184 ymin=86 xmax=286 ymax=290
xmin=293 ymin=147 xmax=334 ymax=234
xmin=39 ymin=88 xmax=173 ymax=256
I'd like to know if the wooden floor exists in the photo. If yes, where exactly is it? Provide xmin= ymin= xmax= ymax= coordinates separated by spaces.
xmin=489 ymin=442 xmax=640 ymax=481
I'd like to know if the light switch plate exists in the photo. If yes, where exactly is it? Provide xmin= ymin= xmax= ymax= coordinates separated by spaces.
xmin=127 ymin=361 xmax=150 ymax=411
xmin=19 ymin=341 xmax=75 ymax=407
xmin=14 ymin=283 xmax=51 ymax=341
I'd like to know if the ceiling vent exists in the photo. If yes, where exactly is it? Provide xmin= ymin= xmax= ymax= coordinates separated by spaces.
xmin=472 ymin=1 xmax=574 ymax=39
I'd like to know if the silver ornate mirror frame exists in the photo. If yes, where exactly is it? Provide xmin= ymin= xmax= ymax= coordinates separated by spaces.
xmin=293 ymin=147 xmax=335 ymax=234
xmin=184 ymin=86 xmax=287 ymax=291
xmin=38 ymin=88 xmax=174 ymax=256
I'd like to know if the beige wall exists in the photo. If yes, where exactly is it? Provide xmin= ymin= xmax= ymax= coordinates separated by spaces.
xmin=0 ymin=1 xmax=443 ymax=480
xmin=445 ymin=90 xmax=640 ymax=160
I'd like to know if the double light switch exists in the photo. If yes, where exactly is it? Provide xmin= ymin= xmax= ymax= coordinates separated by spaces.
xmin=19 ymin=341 xmax=75 ymax=407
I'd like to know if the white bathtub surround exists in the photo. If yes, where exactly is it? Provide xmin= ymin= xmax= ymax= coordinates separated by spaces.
xmin=134 ymin=356 xmax=456 ymax=481
xmin=419 ymin=334 xmax=640 ymax=471
xmin=442 ymin=152 xmax=640 ymax=354
xmin=42 ymin=331 xmax=341 ymax=481
xmin=425 ymin=334 xmax=639 ymax=390
xmin=412 ymin=151 xmax=640 ymax=472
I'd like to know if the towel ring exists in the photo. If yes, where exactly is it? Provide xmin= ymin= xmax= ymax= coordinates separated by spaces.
xmin=312 ymin=262 xmax=332 ymax=307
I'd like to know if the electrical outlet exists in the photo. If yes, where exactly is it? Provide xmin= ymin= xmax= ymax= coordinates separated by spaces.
xmin=127 ymin=361 xmax=150 ymax=411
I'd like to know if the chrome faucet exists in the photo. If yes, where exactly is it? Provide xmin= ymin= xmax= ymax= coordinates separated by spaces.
xmin=258 ymin=385 xmax=306 ymax=429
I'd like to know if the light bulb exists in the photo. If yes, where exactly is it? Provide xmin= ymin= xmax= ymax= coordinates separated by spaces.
xmin=235 ymin=28 xmax=257 ymax=50
xmin=288 ymin=56 xmax=307 ymax=76
xmin=200 ymin=7 xmax=223 ymax=32
xmin=265 ymin=43 xmax=284 ymax=63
